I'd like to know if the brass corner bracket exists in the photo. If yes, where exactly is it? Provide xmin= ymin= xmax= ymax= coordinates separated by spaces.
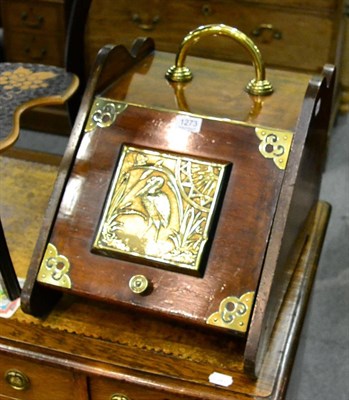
xmin=207 ymin=291 xmax=255 ymax=333
xmin=85 ymin=98 xmax=128 ymax=132
xmin=255 ymin=127 xmax=293 ymax=170
xmin=37 ymin=243 xmax=72 ymax=289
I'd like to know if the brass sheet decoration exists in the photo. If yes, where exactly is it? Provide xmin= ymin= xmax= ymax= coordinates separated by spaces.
xmin=37 ymin=243 xmax=72 ymax=289
xmin=85 ymin=98 xmax=128 ymax=132
xmin=255 ymin=127 xmax=293 ymax=170
xmin=93 ymin=145 xmax=230 ymax=274
xmin=206 ymin=291 xmax=255 ymax=333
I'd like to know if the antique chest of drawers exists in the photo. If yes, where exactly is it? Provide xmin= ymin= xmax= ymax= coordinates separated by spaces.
xmin=84 ymin=0 xmax=348 ymax=112
xmin=0 ymin=0 xmax=73 ymax=134
xmin=0 ymin=0 xmax=68 ymax=66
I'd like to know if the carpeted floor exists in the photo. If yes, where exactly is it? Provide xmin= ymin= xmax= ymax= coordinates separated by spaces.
xmin=13 ymin=111 xmax=349 ymax=400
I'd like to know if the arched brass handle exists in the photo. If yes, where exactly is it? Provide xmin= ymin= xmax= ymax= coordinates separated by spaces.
xmin=4 ymin=369 xmax=30 ymax=391
xmin=166 ymin=24 xmax=273 ymax=96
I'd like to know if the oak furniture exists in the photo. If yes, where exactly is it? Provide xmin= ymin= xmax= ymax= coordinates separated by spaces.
xmin=0 ymin=0 xmax=70 ymax=66
xmin=0 ymin=25 xmax=335 ymax=400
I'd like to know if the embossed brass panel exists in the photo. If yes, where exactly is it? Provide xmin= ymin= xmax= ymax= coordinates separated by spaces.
xmin=93 ymin=145 xmax=230 ymax=274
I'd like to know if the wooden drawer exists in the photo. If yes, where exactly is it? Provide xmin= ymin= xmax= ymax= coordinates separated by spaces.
xmin=0 ymin=352 xmax=78 ymax=400
xmin=241 ymin=0 xmax=338 ymax=11
xmin=85 ymin=0 xmax=335 ymax=74
xmin=3 ymin=32 xmax=65 ymax=66
xmin=1 ymin=0 xmax=65 ymax=34
xmin=89 ymin=376 xmax=197 ymax=400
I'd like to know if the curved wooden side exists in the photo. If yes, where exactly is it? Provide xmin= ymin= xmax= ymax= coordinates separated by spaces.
xmin=244 ymin=65 xmax=336 ymax=377
xmin=21 ymin=38 xmax=155 ymax=316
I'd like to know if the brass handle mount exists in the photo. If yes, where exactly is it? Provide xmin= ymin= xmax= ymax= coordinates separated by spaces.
xmin=21 ymin=11 xmax=44 ymax=28
xmin=24 ymin=46 xmax=47 ymax=61
xmin=132 ymin=13 xmax=160 ymax=31
xmin=110 ymin=394 xmax=130 ymax=400
xmin=4 ymin=369 xmax=30 ymax=391
xmin=251 ymin=24 xmax=282 ymax=41
xmin=166 ymin=24 xmax=273 ymax=96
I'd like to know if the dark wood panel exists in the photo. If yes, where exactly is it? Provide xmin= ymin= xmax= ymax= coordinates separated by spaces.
xmin=44 ymin=103 xmax=284 ymax=335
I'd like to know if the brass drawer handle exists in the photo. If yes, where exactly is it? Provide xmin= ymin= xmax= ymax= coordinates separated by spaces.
xmin=110 ymin=394 xmax=130 ymax=400
xmin=166 ymin=24 xmax=273 ymax=96
xmin=132 ymin=13 xmax=160 ymax=31
xmin=251 ymin=24 xmax=282 ymax=41
xmin=21 ymin=11 xmax=44 ymax=29
xmin=4 ymin=369 xmax=30 ymax=391
xmin=201 ymin=3 xmax=213 ymax=16
xmin=24 ymin=46 xmax=47 ymax=61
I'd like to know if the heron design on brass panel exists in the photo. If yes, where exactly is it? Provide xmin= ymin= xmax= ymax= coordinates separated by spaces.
xmin=93 ymin=146 xmax=229 ymax=274
xmin=136 ymin=176 xmax=171 ymax=241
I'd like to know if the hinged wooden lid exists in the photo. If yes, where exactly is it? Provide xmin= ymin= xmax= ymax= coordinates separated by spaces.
xmin=35 ymin=94 xmax=291 ymax=335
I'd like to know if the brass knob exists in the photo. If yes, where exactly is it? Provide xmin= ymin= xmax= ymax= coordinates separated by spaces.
xmin=5 ymin=369 xmax=30 ymax=391
xmin=129 ymin=275 xmax=149 ymax=294
xmin=110 ymin=394 xmax=130 ymax=400
xmin=166 ymin=24 xmax=273 ymax=96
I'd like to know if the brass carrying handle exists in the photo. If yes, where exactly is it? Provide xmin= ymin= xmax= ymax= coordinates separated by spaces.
xmin=166 ymin=24 xmax=273 ymax=96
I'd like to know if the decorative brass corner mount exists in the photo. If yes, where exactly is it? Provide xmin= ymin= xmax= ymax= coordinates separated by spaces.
xmin=85 ymin=98 xmax=128 ymax=132
xmin=207 ymin=291 xmax=255 ymax=333
xmin=37 ymin=243 xmax=72 ymax=289
xmin=255 ymin=127 xmax=293 ymax=170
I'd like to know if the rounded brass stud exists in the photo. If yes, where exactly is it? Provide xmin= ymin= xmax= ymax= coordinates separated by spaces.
xmin=129 ymin=275 xmax=149 ymax=294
